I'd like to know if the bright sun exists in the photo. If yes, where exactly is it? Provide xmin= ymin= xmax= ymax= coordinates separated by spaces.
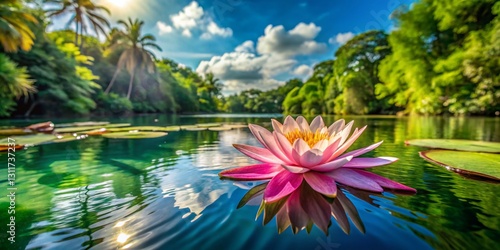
xmin=107 ymin=0 xmax=130 ymax=8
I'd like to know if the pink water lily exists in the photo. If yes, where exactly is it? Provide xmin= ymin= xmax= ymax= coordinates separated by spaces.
xmin=220 ymin=116 xmax=416 ymax=202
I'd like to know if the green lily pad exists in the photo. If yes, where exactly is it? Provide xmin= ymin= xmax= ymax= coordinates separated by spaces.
xmin=406 ymin=139 xmax=500 ymax=153
xmin=0 ymin=128 xmax=33 ymax=136
xmin=55 ymin=123 xmax=131 ymax=133
xmin=420 ymin=150 xmax=500 ymax=181
xmin=55 ymin=121 xmax=110 ymax=128
xmin=208 ymin=126 xmax=233 ymax=131
xmin=102 ymin=131 xmax=168 ymax=139
xmin=195 ymin=123 xmax=223 ymax=128
xmin=180 ymin=125 xmax=207 ymax=131
xmin=106 ymin=126 xmax=172 ymax=132
xmin=165 ymin=126 xmax=181 ymax=131
xmin=0 ymin=134 xmax=57 ymax=146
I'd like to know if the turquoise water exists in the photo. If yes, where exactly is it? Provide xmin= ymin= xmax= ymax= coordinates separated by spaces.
xmin=1 ymin=115 xmax=499 ymax=249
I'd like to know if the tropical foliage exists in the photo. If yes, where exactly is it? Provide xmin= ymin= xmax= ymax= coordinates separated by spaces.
xmin=0 ymin=0 xmax=498 ymax=117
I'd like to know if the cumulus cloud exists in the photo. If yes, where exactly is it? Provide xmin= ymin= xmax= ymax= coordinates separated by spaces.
xmin=256 ymin=22 xmax=327 ymax=57
xmin=235 ymin=40 xmax=255 ymax=53
xmin=158 ymin=1 xmax=232 ymax=39
xmin=197 ymin=23 xmax=327 ymax=94
xmin=157 ymin=21 xmax=173 ymax=35
xmin=293 ymin=64 xmax=313 ymax=78
xmin=329 ymin=32 xmax=355 ymax=45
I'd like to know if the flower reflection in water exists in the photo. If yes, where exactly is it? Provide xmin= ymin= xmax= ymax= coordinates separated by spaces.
xmin=238 ymin=181 xmax=414 ymax=235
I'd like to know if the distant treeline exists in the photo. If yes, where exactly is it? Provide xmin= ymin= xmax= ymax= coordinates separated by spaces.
xmin=1 ymin=0 xmax=498 ymax=117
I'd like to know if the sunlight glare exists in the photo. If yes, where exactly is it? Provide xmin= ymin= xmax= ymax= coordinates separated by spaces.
xmin=107 ymin=0 xmax=130 ymax=8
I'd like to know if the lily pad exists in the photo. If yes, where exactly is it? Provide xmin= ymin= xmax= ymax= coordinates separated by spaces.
xmin=406 ymin=139 xmax=500 ymax=153
xmin=106 ymin=126 xmax=171 ymax=132
xmin=420 ymin=150 xmax=500 ymax=181
xmin=55 ymin=121 xmax=110 ymax=128
xmin=0 ymin=134 xmax=57 ymax=147
xmin=0 ymin=128 xmax=33 ymax=136
xmin=180 ymin=125 xmax=207 ymax=131
xmin=208 ymin=126 xmax=233 ymax=131
xmin=55 ymin=123 xmax=131 ymax=133
xmin=0 ymin=145 xmax=24 ymax=152
xmin=195 ymin=123 xmax=223 ymax=128
xmin=165 ymin=126 xmax=181 ymax=131
xmin=102 ymin=131 xmax=168 ymax=139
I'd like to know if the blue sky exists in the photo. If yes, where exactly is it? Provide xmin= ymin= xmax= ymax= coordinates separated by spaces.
xmin=54 ymin=0 xmax=414 ymax=94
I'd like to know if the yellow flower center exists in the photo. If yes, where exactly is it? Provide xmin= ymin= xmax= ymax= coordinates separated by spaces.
xmin=284 ymin=129 xmax=330 ymax=147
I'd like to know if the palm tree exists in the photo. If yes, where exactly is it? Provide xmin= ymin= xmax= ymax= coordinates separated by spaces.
xmin=203 ymin=73 xmax=223 ymax=98
xmin=104 ymin=18 xmax=162 ymax=99
xmin=0 ymin=0 xmax=37 ymax=52
xmin=45 ymin=0 xmax=110 ymax=48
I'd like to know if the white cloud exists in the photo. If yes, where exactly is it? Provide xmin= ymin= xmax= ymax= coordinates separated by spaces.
xmin=156 ymin=21 xmax=173 ymax=35
xmin=161 ymin=1 xmax=232 ymax=39
xmin=293 ymin=64 xmax=313 ymax=78
xmin=196 ymin=23 xmax=327 ymax=94
xmin=329 ymin=32 xmax=355 ymax=45
xmin=171 ymin=1 xmax=204 ymax=30
xmin=234 ymin=40 xmax=255 ymax=53
xmin=182 ymin=29 xmax=192 ymax=37
xmin=256 ymin=22 xmax=327 ymax=58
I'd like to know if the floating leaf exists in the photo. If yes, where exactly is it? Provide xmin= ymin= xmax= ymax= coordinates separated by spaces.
xmin=0 ymin=128 xmax=33 ymax=136
xmin=0 ymin=145 xmax=24 ymax=152
xmin=195 ymin=123 xmax=223 ymax=128
xmin=406 ymin=139 xmax=500 ymax=153
xmin=55 ymin=123 xmax=131 ymax=133
xmin=102 ymin=131 xmax=168 ymax=139
xmin=420 ymin=150 xmax=500 ymax=181
xmin=55 ymin=121 xmax=110 ymax=128
xmin=165 ymin=126 xmax=181 ymax=131
xmin=0 ymin=134 xmax=57 ymax=147
xmin=180 ymin=125 xmax=207 ymax=131
xmin=106 ymin=126 xmax=171 ymax=132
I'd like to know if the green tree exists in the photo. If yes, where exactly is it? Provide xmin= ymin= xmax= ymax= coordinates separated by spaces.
xmin=0 ymin=54 xmax=35 ymax=116
xmin=0 ymin=0 xmax=37 ymax=52
xmin=334 ymin=30 xmax=391 ymax=114
xmin=104 ymin=18 xmax=162 ymax=99
xmin=45 ymin=0 xmax=110 ymax=48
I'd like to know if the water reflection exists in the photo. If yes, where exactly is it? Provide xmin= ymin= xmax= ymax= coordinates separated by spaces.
xmin=237 ymin=181 xmax=420 ymax=235
xmin=0 ymin=115 xmax=499 ymax=249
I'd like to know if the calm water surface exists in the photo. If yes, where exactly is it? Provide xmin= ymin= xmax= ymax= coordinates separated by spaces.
xmin=0 ymin=115 xmax=499 ymax=250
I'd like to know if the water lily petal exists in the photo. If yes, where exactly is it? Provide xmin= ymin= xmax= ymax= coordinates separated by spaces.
xmin=310 ymin=115 xmax=325 ymax=133
xmin=287 ymin=189 xmax=309 ymax=233
xmin=303 ymin=172 xmax=337 ymax=197
xmin=300 ymin=149 xmax=324 ymax=168
xmin=311 ymin=156 xmax=353 ymax=172
xmin=276 ymin=205 xmax=291 ymax=234
xmin=321 ymin=137 xmax=342 ymax=163
xmin=283 ymin=115 xmax=300 ymax=134
xmin=312 ymin=139 xmax=329 ymax=151
xmin=328 ymin=119 xmax=345 ymax=136
xmin=341 ymin=141 xmax=383 ymax=158
xmin=291 ymin=139 xmax=310 ymax=164
xmin=328 ymin=126 xmax=367 ymax=161
xmin=219 ymin=163 xmax=281 ymax=180
xmin=355 ymin=170 xmax=417 ymax=193
xmin=259 ymin=131 xmax=294 ymax=165
xmin=343 ymin=157 xmax=398 ymax=168
xmin=274 ymin=131 xmax=294 ymax=160
xmin=328 ymin=168 xmax=383 ymax=192
xmin=271 ymin=119 xmax=283 ymax=133
xmin=339 ymin=121 xmax=354 ymax=146
xmin=281 ymin=164 xmax=310 ymax=173
xmin=296 ymin=116 xmax=310 ymax=132
xmin=264 ymin=170 xmax=304 ymax=202
xmin=299 ymin=183 xmax=331 ymax=234
xmin=233 ymin=144 xmax=283 ymax=164
xmin=248 ymin=124 xmax=272 ymax=147
xmin=336 ymin=190 xmax=365 ymax=233
xmin=330 ymin=197 xmax=350 ymax=234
